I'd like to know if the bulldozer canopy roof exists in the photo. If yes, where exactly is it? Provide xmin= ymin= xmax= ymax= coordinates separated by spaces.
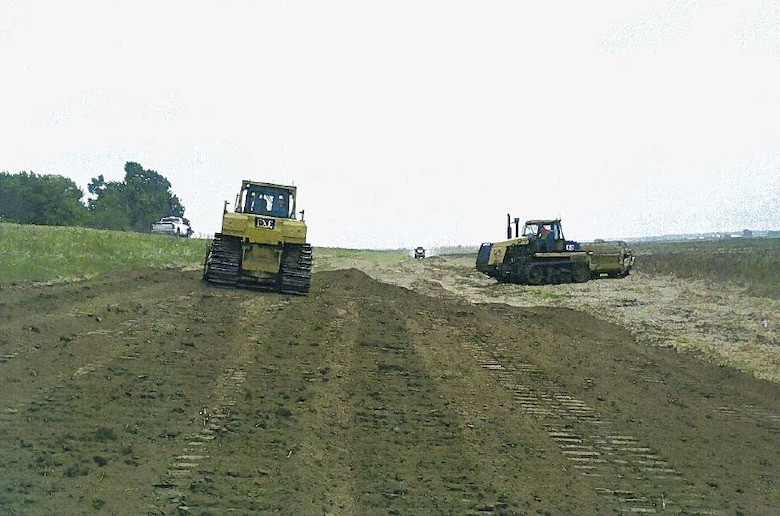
xmin=241 ymin=180 xmax=297 ymax=194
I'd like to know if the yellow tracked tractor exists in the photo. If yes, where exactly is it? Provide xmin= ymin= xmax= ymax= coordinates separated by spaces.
xmin=476 ymin=215 xmax=634 ymax=285
xmin=203 ymin=180 xmax=312 ymax=295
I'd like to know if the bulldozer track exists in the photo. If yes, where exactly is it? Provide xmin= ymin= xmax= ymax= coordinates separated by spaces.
xmin=203 ymin=234 xmax=241 ymax=285
xmin=204 ymin=237 xmax=311 ymax=295
xmin=464 ymin=339 xmax=723 ymax=514
xmin=280 ymin=243 xmax=312 ymax=295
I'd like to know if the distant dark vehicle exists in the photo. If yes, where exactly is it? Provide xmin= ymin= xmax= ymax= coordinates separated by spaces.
xmin=414 ymin=247 xmax=426 ymax=259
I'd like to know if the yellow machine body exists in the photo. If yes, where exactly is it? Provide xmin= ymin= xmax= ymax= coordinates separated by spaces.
xmin=220 ymin=210 xmax=307 ymax=278
xmin=203 ymin=180 xmax=312 ymax=295
xmin=476 ymin=216 xmax=633 ymax=285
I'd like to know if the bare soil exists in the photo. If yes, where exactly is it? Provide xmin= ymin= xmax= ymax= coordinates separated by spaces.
xmin=1 ymin=254 xmax=778 ymax=515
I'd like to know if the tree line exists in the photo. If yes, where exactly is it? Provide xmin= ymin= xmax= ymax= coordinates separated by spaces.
xmin=0 ymin=162 xmax=188 ymax=233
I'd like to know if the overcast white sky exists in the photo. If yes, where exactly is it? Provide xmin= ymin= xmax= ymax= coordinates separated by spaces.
xmin=1 ymin=0 xmax=778 ymax=248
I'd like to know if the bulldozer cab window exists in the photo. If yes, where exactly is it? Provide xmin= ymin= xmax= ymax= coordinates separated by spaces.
xmin=244 ymin=188 xmax=292 ymax=218
xmin=271 ymin=193 xmax=290 ymax=218
xmin=244 ymin=190 xmax=267 ymax=214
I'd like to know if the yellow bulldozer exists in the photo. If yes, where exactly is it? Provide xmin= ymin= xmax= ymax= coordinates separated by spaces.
xmin=202 ymin=180 xmax=312 ymax=295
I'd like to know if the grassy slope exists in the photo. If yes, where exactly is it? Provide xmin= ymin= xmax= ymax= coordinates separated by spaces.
xmin=0 ymin=223 xmax=209 ymax=283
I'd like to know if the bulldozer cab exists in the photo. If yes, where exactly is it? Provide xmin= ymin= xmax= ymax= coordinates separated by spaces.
xmin=235 ymin=181 xmax=296 ymax=219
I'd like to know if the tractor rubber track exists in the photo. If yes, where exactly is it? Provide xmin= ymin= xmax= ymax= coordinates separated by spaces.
xmin=203 ymin=234 xmax=241 ymax=286
xmin=280 ymin=243 xmax=312 ymax=295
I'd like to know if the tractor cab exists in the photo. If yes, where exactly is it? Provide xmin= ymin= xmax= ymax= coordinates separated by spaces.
xmin=521 ymin=219 xmax=577 ymax=253
xmin=522 ymin=219 xmax=563 ymax=240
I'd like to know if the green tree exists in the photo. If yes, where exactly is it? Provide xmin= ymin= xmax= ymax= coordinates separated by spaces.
xmin=122 ymin=162 xmax=185 ymax=232
xmin=0 ymin=171 xmax=88 ymax=226
xmin=86 ymin=162 xmax=186 ymax=233
xmin=87 ymin=174 xmax=131 ymax=230
xmin=0 ymin=172 xmax=25 ymax=222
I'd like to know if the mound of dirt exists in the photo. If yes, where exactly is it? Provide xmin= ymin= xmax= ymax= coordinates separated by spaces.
xmin=339 ymin=253 xmax=780 ymax=383
xmin=0 ymin=260 xmax=777 ymax=514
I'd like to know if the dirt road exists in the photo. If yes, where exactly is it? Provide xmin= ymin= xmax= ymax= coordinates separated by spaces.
xmin=1 ymin=255 xmax=778 ymax=514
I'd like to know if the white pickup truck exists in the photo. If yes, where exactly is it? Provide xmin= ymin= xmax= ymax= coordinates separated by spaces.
xmin=151 ymin=216 xmax=193 ymax=237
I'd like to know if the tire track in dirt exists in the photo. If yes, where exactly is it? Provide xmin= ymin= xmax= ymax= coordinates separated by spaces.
xmin=0 ymin=271 xmax=271 ymax=514
xmin=712 ymin=404 xmax=780 ymax=426
xmin=151 ymin=294 xmax=286 ymax=513
xmin=351 ymin=256 xmax=780 ymax=511
xmin=463 ymin=341 xmax=721 ymax=514
xmin=295 ymin=299 xmax=359 ymax=514
xmin=633 ymin=363 xmax=780 ymax=437
xmin=149 ymin=285 xmax=352 ymax=514
xmin=168 ymin=269 xmax=588 ymax=514
xmin=0 ymin=269 xmax=189 ymax=424
xmin=336 ymin=288 xmax=477 ymax=513
xmin=325 ymin=270 xmax=630 ymax=514
xmin=326 ymin=278 xmax=528 ymax=514
xmin=144 ymin=285 xmax=359 ymax=514
xmin=0 ymin=271 xmax=183 ymax=440
xmin=414 ymin=295 xmax=778 ymax=514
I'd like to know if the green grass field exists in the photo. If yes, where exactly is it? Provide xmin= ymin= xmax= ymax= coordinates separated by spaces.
xmin=631 ymin=238 xmax=780 ymax=299
xmin=0 ymin=223 xmax=209 ymax=283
